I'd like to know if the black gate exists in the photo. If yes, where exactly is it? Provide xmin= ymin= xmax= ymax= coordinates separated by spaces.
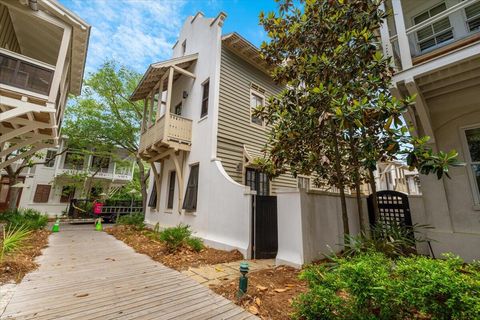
xmin=367 ymin=190 xmax=413 ymax=233
xmin=252 ymin=195 xmax=278 ymax=259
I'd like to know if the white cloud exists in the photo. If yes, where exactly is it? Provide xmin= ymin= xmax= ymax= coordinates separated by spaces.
xmin=65 ymin=0 xmax=187 ymax=74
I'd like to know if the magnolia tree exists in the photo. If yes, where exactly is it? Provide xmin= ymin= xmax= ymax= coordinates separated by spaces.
xmin=256 ymin=0 xmax=460 ymax=236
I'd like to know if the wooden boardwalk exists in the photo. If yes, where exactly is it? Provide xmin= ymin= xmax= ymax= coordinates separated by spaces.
xmin=1 ymin=224 xmax=256 ymax=320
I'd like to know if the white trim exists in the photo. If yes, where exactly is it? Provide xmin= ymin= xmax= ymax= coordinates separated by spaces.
xmin=459 ymin=123 xmax=480 ymax=206
xmin=0 ymin=48 xmax=55 ymax=70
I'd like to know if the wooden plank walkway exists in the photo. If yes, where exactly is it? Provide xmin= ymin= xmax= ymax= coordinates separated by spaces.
xmin=1 ymin=224 xmax=256 ymax=320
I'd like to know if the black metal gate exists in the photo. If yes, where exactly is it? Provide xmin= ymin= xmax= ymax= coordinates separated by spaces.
xmin=367 ymin=190 xmax=413 ymax=231
xmin=252 ymin=195 xmax=278 ymax=259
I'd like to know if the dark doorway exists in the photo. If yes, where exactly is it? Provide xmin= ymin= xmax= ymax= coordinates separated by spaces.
xmin=0 ymin=176 xmax=25 ymax=212
xmin=367 ymin=190 xmax=413 ymax=237
xmin=251 ymin=195 xmax=278 ymax=259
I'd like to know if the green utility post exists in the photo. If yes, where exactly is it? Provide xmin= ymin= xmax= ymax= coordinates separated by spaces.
xmin=237 ymin=262 xmax=249 ymax=298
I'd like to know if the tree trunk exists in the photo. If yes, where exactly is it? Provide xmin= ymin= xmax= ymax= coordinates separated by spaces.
xmin=348 ymin=128 xmax=365 ymax=233
xmin=136 ymin=158 xmax=148 ymax=213
xmin=369 ymin=168 xmax=380 ymax=221
xmin=332 ymin=134 xmax=350 ymax=236
xmin=7 ymin=176 xmax=20 ymax=211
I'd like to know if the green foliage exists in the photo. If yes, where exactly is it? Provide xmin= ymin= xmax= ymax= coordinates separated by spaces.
xmin=159 ymin=224 xmax=192 ymax=252
xmin=294 ymin=253 xmax=480 ymax=320
xmin=116 ymin=214 xmax=145 ymax=229
xmin=1 ymin=224 xmax=31 ymax=260
xmin=341 ymin=223 xmax=431 ymax=259
xmin=1 ymin=208 xmax=48 ymax=231
xmin=186 ymin=237 xmax=204 ymax=252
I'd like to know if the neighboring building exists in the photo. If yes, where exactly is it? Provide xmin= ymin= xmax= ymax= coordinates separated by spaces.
xmin=132 ymin=12 xmax=302 ymax=257
xmin=0 ymin=0 xmax=90 ymax=209
xmin=379 ymin=0 xmax=480 ymax=260
xmin=373 ymin=161 xmax=421 ymax=195
xmin=15 ymin=138 xmax=135 ymax=216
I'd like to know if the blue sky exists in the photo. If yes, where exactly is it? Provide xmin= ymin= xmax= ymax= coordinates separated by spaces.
xmin=60 ymin=0 xmax=279 ymax=76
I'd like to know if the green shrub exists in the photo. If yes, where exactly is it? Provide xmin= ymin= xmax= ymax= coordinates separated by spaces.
xmin=1 ymin=208 xmax=48 ymax=230
xmin=342 ymin=223 xmax=430 ymax=258
xmin=116 ymin=214 xmax=145 ymax=229
xmin=1 ymin=224 xmax=31 ymax=260
xmin=186 ymin=237 xmax=204 ymax=252
xmin=293 ymin=253 xmax=480 ymax=320
xmin=159 ymin=224 xmax=192 ymax=252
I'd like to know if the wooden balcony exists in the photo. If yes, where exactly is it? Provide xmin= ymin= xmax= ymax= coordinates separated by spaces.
xmin=139 ymin=113 xmax=192 ymax=161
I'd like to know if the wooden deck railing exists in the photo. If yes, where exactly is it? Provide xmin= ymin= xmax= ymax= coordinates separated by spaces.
xmin=139 ymin=113 xmax=192 ymax=152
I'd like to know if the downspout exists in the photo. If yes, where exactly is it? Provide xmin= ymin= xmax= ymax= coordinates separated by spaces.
xmin=28 ymin=0 xmax=39 ymax=11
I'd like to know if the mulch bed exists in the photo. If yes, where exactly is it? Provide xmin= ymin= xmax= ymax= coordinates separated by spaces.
xmin=211 ymin=266 xmax=308 ymax=320
xmin=0 ymin=229 xmax=50 ymax=284
xmin=105 ymin=225 xmax=244 ymax=270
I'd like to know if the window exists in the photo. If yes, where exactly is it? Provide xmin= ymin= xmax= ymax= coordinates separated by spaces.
xmin=200 ymin=80 xmax=209 ymax=118
xmin=414 ymin=3 xmax=453 ymax=52
xmin=60 ymin=186 xmax=75 ymax=203
xmin=91 ymin=155 xmax=110 ymax=173
xmin=63 ymin=152 xmax=84 ymax=170
xmin=44 ymin=150 xmax=56 ymax=168
xmin=298 ymin=176 xmax=310 ymax=189
xmin=33 ymin=184 xmax=51 ymax=203
xmin=464 ymin=127 xmax=480 ymax=202
xmin=250 ymin=92 xmax=264 ymax=125
xmin=181 ymin=40 xmax=187 ymax=55
xmin=245 ymin=168 xmax=269 ymax=196
xmin=167 ymin=171 xmax=176 ymax=209
xmin=174 ymin=102 xmax=182 ymax=116
xmin=148 ymin=183 xmax=157 ymax=208
xmin=465 ymin=2 xmax=480 ymax=32
xmin=183 ymin=164 xmax=199 ymax=211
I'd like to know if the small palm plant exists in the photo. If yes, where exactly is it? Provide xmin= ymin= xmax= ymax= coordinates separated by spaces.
xmin=0 ymin=224 xmax=31 ymax=261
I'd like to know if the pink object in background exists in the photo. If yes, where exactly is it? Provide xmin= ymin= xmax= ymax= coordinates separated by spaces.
xmin=93 ymin=201 xmax=104 ymax=215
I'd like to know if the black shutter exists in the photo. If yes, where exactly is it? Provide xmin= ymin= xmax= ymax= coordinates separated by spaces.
xmin=167 ymin=171 xmax=176 ymax=209
xmin=183 ymin=164 xmax=199 ymax=211
xmin=148 ymin=183 xmax=157 ymax=208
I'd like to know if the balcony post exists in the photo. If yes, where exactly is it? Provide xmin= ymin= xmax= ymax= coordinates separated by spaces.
xmin=379 ymin=2 xmax=393 ymax=61
xmin=391 ymin=0 xmax=412 ymax=70
xmin=164 ymin=67 xmax=174 ymax=138
xmin=141 ymin=98 xmax=147 ymax=133
xmin=48 ymin=25 xmax=72 ymax=104
xmin=156 ymin=77 xmax=164 ymax=121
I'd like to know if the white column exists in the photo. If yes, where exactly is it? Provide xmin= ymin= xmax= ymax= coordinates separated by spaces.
xmin=379 ymin=2 xmax=393 ymax=60
xmin=49 ymin=25 xmax=72 ymax=104
xmin=391 ymin=0 xmax=412 ymax=70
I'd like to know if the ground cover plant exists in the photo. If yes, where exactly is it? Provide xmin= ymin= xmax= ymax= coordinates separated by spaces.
xmin=106 ymin=224 xmax=241 ymax=270
xmin=293 ymin=253 xmax=480 ymax=320
xmin=1 ymin=208 xmax=48 ymax=231
xmin=116 ymin=213 xmax=145 ymax=229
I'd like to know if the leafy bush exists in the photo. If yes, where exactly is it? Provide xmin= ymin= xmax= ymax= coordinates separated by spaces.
xmin=116 ymin=213 xmax=145 ymax=229
xmin=1 ymin=208 xmax=48 ymax=230
xmin=159 ymin=224 xmax=192 ymax=252
xmin=186 ymin=237 xmax=204 ymax=252
xmin=341 ymin=223 xmax=430 ymax=258
xmin=294 ymin=253 xmax=480 ymax=320
xmin=1 ymin=224 xmax=31 ymax=260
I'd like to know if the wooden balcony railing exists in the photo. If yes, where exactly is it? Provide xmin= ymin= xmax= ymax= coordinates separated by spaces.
xmin=139 ymin=113 xmax=192 ymax=154
xmin=0 ymin=49 xmax=54 ymax=96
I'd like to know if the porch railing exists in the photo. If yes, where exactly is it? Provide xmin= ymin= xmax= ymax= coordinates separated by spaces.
xmin=0 ymin=49 xmax=54 ymax=96
xmin=140 ymin=113 xmax=192 ymax=152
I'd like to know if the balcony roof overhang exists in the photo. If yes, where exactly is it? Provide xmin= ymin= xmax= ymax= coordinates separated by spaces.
xmin=130 ymin=53 xmax=198 ymax=101
xmin=222 ymin=32 xmax=271 ymax=74
xmin=3 ymin=0 xmax=91 ymax=96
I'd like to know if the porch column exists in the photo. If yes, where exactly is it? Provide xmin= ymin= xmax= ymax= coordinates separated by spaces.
xmin=141 ymin=98 xmax=147 ymax=133
xmin=378 ymin=2 xmax=393 ymax=61
xmin=156 ymin=77 xmax=164 ymax=121
xmin=164 ymin=67 xmax=174 ymax=138
xmin=49 ymin=25 xmax=72 ymax=104
xmin=391 ymin=0 xmax=412 ymax=70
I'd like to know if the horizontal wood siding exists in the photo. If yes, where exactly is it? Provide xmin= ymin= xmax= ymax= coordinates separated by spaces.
xmin=217 ymin=46 xmax=297 ymax=193
xmin=0 ymin=4 xmax=20 ymax=53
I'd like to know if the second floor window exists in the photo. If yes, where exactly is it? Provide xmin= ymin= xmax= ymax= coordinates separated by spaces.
xmin=464 ymin=127 xmax=480 ymax=204
xmin=250 ymin=92 xmax=264 ymax=126
xmin=413 ymin=3 xmax=453 ymax=52
xmin=44 ymin=150 xmax=56 ymax=168
xmin=64 ymin=152 xmax=84 ymax=170
xmin=91 ymin=156 xmax=110 ymax=173
xmin=466 ymin=2 xmax=480 ymax=32
xmin=201 ymin=80 xmax=209 ymax=118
